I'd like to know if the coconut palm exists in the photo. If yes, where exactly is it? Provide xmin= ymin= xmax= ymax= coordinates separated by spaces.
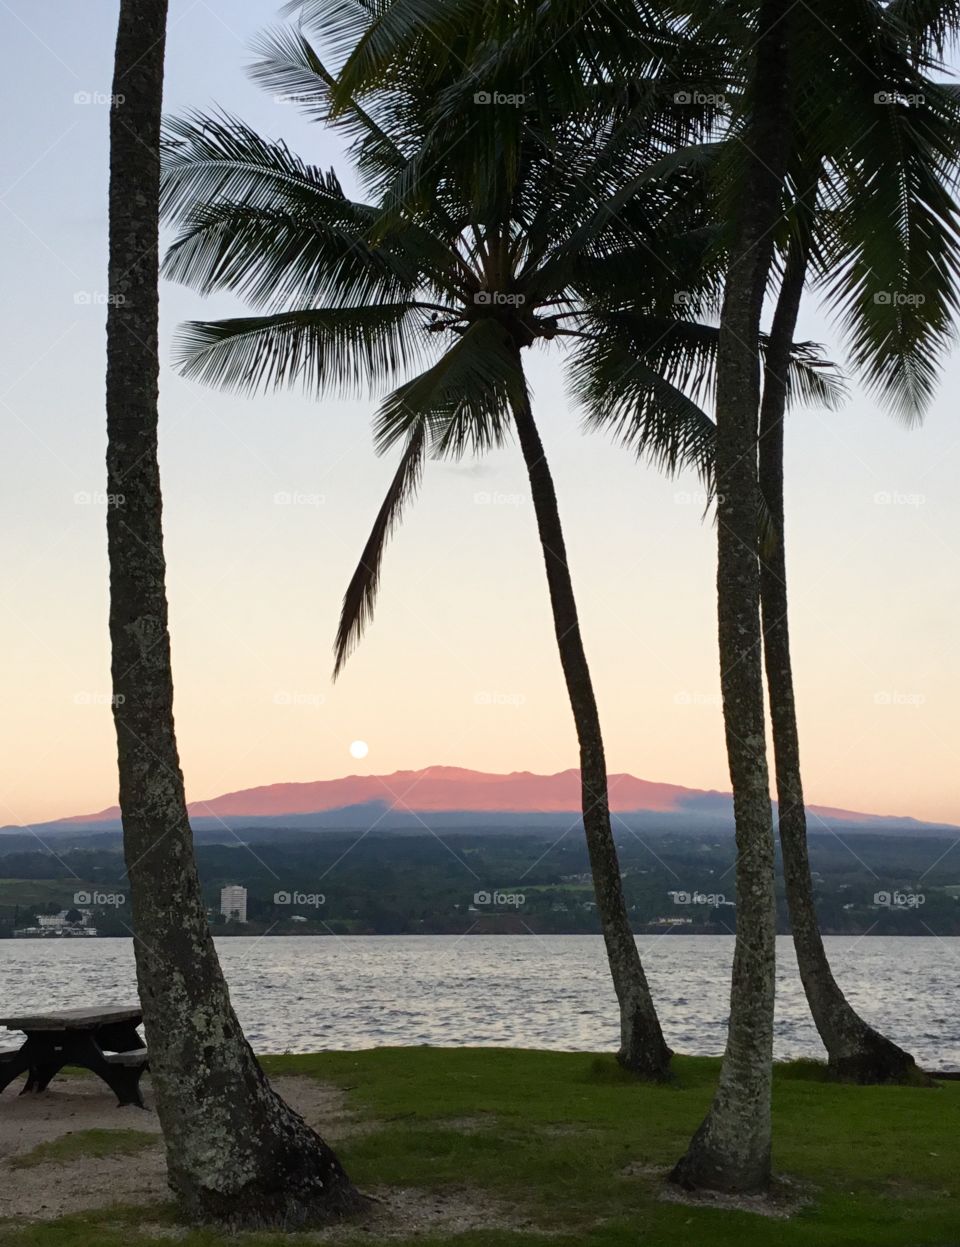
xmin=105 ymin=0 xmax=362 ymax=1226
xmin=586 ymin=0 xmax=960 ymax=1088
xmin=665 ymin=0 xmax=795 ymax=1193
xmin=750 ymin=2 xmax=960 ymax=1084
xmin=671 ymin=0 xmax=960 ymax=1184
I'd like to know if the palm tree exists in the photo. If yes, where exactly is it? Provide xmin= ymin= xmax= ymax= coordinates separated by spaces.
xmin=105 ymin=0 xmax=362 ymax=1226
xmin=753 ymin=1 xmax=960 ymax=1083
xmin=759 ymin=199 xmax=922 ymax=1085
xmin=552 ymin=0 xmax=960 ymax=1090
xmin=672 ymin=0 xmax=960 ymax=1184
xmin=599 ymin=5 xmax=960 ymax=1088
xmin=156 ymin=21 xmax=748 ymax=1078
xmin=667 ymin=0 xmax=795 ymax=1194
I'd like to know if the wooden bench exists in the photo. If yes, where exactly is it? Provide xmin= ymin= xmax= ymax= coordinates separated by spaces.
xmin=104 ymin=1047 xmax=149 ymax=1099
xmin=104 ymin=1049 xmax=149 ymax=1067
xmin=1 ymin=1006 xmax=149 ymax=1106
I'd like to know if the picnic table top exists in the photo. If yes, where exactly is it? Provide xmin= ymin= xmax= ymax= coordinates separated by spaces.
xmin=0 ymin=1005 xmax=142 ymax=1032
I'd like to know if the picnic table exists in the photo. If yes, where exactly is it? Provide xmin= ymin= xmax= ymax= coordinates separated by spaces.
xmin=0 ymin=1006 xmax=149 ymax=1107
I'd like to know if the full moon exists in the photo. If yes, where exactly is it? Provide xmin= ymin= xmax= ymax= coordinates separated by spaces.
xmin=349 ymin=740 xmax=369 ymax=759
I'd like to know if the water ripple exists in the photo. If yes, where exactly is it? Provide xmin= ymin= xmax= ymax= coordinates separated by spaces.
xmin=0 ymin=935 xmax=956 ymax=1068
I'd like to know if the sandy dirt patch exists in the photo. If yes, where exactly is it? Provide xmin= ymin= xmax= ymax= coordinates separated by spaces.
xmin=658 ymin=1174 xmax=812 ymax=1219
xmin=0 ymin=1074 xmax=360 ymax=1222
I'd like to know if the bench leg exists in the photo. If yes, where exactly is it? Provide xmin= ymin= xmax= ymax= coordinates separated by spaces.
xmin=0 ymin=1036 xmax=60 ymax=1095
xmin=65 ymin=1036 xmax=146 ymax=1108
xmin=0 ymin=1047 xmax=34 ymax=1095
xmin=25 ymin=1062 xmax=63 ymax=1094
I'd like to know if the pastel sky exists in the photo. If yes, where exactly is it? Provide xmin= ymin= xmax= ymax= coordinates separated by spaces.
xmin=1 ymin=1 xmax=958 ymax=828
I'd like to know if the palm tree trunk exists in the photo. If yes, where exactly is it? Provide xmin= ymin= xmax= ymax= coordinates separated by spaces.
xmin=759 ymin=191 xmax=922 ymax=1086
xmin=105 ymin=0 xmax=363 ymax=1226
xmin=671 ymin=0 xmax=792 ymax=1194
xmin=508 ymin=365 xmax=671 ymax=1079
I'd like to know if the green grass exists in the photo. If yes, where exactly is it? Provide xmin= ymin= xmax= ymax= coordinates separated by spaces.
xmin=1 ymin=1048 xmax=959 ymax=1246
xmin=9 ymin=1129 xmax=157 ymax=1170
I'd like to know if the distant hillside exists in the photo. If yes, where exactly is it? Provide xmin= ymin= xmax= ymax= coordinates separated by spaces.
xmin=5 ymin=765 xmax=956 ymax=837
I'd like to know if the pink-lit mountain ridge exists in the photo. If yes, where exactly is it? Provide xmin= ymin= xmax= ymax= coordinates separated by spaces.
xmin=52 ymin=766 xmax=953 ymax=834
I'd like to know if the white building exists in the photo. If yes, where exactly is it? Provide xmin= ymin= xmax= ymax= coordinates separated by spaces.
xmin=37 ymin=909 xmax=94 ymax=929
xmin=220 ymin=884 xmax=248 ymax=924
xmin=16 ymin=909 xmax=97 ymax=938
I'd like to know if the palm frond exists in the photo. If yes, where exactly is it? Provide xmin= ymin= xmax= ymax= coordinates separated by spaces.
xmin=885 ymin=0 xmax=960 ymax=59
xmin=161 ymin=109 xmax=345 ymax=225
xmin=172 ymin=305 xmax=426 ymax=397
xmin=163 ymin=202 xmax=430 ymax=309
xmin=249 ymin=25 xmax=412 ymax=194
xmin=782 ymin=340 xmax=848 ymax=411
xmin=333 ymin=419 xmax=426 ymax=677
xmin=374 ymin=318 xmax=523 ymax=458
xmin=816 ymin=83 xmax=960 ymax=421
xmin=568 ymin=332 xmax=717 ymax=481
xmin=571 ymin=315 xmax=845 ymax=481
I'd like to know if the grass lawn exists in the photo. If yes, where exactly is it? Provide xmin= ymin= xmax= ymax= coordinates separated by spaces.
xmin=1 ymin=1048 xmax=958 ymax=1246
xmin=8 ymin=1129 xmax=156 ymax=1170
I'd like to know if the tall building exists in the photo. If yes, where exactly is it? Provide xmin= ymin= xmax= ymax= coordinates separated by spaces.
xmin=220 ymin=884 xmax=248 ymax=924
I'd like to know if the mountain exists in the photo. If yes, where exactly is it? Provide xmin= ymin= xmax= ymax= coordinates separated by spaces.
xmin=8 ymin=765 xmax=955 ymax=837
xmin=69 ymin=766 xmax=694 ymax=822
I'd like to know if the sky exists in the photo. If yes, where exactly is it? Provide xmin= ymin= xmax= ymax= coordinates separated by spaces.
xmin=1 ymin=0 xmax=959 ymax=828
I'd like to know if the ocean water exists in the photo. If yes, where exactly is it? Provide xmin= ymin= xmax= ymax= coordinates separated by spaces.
xmin=0 ymin=934 xmax=956 ymax=1068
